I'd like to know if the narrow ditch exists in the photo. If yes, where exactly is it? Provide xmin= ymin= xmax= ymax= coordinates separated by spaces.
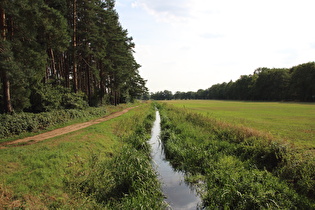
xmin=149 ymin=110 xmax=201 ymax=209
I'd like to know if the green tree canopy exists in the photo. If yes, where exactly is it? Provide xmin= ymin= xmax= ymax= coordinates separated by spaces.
xmin=0 ymin=0 xmax=147 ymax=113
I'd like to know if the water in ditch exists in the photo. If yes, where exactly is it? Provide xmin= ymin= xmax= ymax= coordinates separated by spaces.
xmin=149 ymin=110 xmax=202 ymax=210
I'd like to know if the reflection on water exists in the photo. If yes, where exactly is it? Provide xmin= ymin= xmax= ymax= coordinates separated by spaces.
xmin=149 ymin=111 xmax=201 ymax=210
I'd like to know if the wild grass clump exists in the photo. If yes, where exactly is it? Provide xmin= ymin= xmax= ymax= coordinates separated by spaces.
xmin=158 ymin=103 xmax=315 ymax=208
xmin=203 ymin=155 xmax=309 ymax=209
xmin=64 ymin=103 xmax=166 ymax=209
xmin=65 ymin=146 xmax=164 ymax=209
xmin=277 ymin=151 xmax=315 ymax=198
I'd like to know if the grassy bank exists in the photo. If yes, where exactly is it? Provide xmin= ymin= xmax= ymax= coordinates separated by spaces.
xmin=164 ymin=100 xmax=315 ymax=149
xmin=157 ymin=102 xmax=315 ymax=209
xmin=0 ymin=102 xmax=165 ymax=209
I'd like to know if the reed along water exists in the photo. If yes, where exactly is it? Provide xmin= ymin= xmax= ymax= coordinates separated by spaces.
xmin=149 ymin=110 xmax=201 ymax=210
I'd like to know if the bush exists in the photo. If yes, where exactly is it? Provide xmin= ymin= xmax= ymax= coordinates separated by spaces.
xmin=61 ymin=92 xmax=88 ymax=110
xmin=30 ymin=84 xmax=88 ymax=112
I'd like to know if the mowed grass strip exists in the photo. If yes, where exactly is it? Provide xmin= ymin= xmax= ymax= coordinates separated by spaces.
xmin=164 ymin=100 xmax=315 ymax=149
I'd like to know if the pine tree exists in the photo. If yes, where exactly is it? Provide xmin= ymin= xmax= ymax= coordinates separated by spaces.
xmin=0 ymin=4 xmax=13 ymax=113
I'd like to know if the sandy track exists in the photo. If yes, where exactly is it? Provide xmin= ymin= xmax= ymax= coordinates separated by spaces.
xmin=0 ymin=106 xmax=137 ymax=149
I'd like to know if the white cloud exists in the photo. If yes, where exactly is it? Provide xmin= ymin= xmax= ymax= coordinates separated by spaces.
xmin=132 ymin=0 xmax=192 ymax=23
xmin=200 ymin=33 xmax=224 ymax=39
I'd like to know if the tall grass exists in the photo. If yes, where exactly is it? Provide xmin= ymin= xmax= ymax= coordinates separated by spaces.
xmin=158 ymin=103 xmax=315 ymax=209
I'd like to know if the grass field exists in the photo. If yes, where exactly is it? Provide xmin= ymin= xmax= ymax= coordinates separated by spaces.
xmin=163 ymin=100 xmax=315 ymax=149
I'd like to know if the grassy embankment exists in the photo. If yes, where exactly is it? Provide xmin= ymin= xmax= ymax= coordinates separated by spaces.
xmin=157 ymin=101 xmax=315 ymax=209
xmin=0 ymin=102 xmax=166 ymax=209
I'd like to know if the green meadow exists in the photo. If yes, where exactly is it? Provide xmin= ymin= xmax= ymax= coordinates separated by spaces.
xmin=163 ymin=100 xmax=315 ymax=149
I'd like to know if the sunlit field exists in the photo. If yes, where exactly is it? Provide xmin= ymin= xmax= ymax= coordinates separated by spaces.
xmin=163 ymin=100 xmax=315 ymax=149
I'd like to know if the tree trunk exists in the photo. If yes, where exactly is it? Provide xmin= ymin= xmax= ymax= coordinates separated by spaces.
xmin=0 ymin=8 xmax=6 ymax=40
xmin=87 ymin=56 xmax=92 ymax=105
xmin=50 ymin=48 xmax=57 ymax=77
xmin=64 ymin=52 xmax=70 ymax=88
xmin=0 ymin=7 xmax=13 ymax=113
xmin=72 ymin=0 xmax=78 ymax=93
xmin=99 ymin=62 xmax=107 ymax=104
xmin=1 ymin=70 xmax=12 ymax=113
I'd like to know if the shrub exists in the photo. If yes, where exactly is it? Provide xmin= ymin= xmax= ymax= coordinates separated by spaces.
xmin=29 ymin=84 xmax=88 ymax=112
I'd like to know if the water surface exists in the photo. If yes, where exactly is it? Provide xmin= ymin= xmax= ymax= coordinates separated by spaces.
xmin=149 ymin=111 xmax=201 ymax=209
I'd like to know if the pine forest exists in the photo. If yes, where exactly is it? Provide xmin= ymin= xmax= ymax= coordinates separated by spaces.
xmin=0 ymin=0 xmax=147 ymax=114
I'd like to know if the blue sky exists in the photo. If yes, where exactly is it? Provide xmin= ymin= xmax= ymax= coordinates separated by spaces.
xmin=116 ymin=0 xmax=315 ymax=93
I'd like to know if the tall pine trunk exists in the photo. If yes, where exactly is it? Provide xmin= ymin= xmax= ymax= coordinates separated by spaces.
xmin=50 ymin=48 xmax=57 ymax=77
xmin=0 ymin=7 xmax=13 ymax=113
xmin=99 ymin=62 xmax=106 ymax=104
xmin=72 ymin=0 xmax=78 ymax=93
xmin=87 ymin=56 xmax=92 ymax=105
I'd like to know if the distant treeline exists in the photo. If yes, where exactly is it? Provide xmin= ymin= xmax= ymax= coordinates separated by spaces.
xmin=0 ymin=0 xmax=147 ymax=114
xmin=150 ymin=62 xmax=315 ymax=102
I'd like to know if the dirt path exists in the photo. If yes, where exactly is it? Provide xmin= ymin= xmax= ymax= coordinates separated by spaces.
xmin=0 ymin=106 xmax=137 ymax=149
